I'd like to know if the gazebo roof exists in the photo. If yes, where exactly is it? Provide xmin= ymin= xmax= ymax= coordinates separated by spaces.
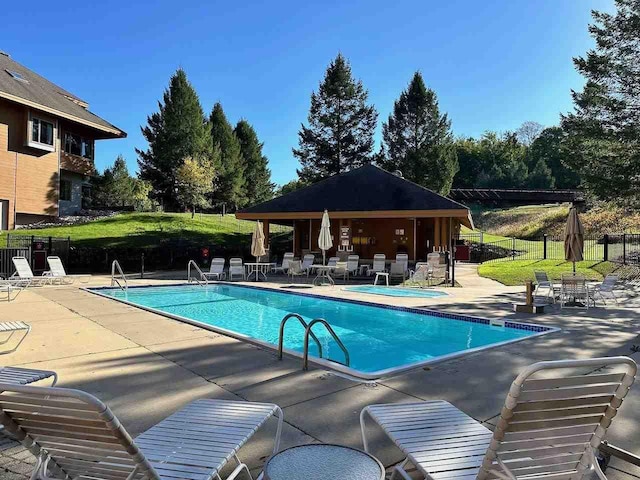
xmin=237 ymin=164 xmax=472 ymax=227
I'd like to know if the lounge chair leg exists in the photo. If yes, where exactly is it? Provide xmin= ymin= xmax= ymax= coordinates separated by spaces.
xmin=226 ymin=463 xmax=253 ymax=480
xmin=272 ymin=406 xmax=283 ymax=453
xmin=390 ymin=459 xmax=412 ymax=480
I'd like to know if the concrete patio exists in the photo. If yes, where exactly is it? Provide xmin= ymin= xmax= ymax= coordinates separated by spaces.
xmin=0 ymin=266 xmax=638 ymax=479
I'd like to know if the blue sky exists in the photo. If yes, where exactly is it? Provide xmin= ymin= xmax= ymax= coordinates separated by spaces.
xmin=2 ymin=0 xmax=612 ymax=185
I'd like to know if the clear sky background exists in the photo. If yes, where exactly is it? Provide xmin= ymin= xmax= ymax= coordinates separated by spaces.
xmin=1 ymin=0 xmax=612 ymax=185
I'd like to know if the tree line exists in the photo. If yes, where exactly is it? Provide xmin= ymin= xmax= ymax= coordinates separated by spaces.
xmin=95 ymin=69 xmax=275 ymax=214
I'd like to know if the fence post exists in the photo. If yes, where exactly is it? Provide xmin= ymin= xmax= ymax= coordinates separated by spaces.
xmin=512 ymin=237 xmax=516 ymax=260
xmin=603 ymin=235 xmax=609 ymax=261
xmin=543 ymin=234 xmax=547 ymax=260
xmin=623 ymin=233 xmax=627 ymax=265
xmin=141 ymin=252 xmax=145 ymax=279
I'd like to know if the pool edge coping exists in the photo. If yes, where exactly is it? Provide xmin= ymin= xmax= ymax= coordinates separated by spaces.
xmin=83 ymin=281 xmax=562 ymax=381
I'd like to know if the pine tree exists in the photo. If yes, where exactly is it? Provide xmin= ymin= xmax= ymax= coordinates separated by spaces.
xmin=380 ymin=72 xmax=458 ymax=195
xmin=137 ymin=69 xmax=213 ymax=209
xmin=234 ymin=120 xmax=274 ymax=206
xmin=527 ymin=159 xmax=555 ymax=189
xmin=293 ymin=54 xmax=378 ymax=183
xmin=561 ymin=0 xmax=640 ymax=203
xmin=210 ymin=103 xmax=245 ymax=210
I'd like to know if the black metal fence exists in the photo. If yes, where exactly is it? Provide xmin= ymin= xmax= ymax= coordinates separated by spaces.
xmin=457 ymin=233 xmax=640 ymax=264
xmin=3 ymin=235 xmax=70 ymax=275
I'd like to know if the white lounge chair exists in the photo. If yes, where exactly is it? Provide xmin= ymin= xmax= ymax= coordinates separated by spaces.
xmin=346 ymin=254 xmax=359 ymax=279
xmin=229 ymin=257 xmax=246 ymax=281
xmin=368 ymin=254 xmax=387 ymax=276
xmin=0 ymin=366 xmax=57 ymax=386
xmin=361 ymin=356 xmax=637 ymax=480
xmin=409 ymin=262 xmax=430 ymax=283
xmin=389 ymin=262 xmax=406 ymax=284
xmin=561 ymin=273 xmax=589 ymax=309
xmin=301 ymin=254 xmax=315 ymax=276
xmin=11 ymin=256 xmax=50 ymax=286
xmin=45 ymin=256 xmax=75 ymax=284
xmin=534 ymin=271 xmax=558 ymax=303
xmin=395 ymin=253 xmax=409 ymax=280
xmin=0 ymin=278 xmax=30 ymax=302
xmin=327 ymin=256 xmax=339 ymax=267
xmin=0 ymin=384 xmax=283 ymax=480
xmin=592 ymin=274 xmax=619 ymax=306
xmin=273 ymin=252 xmax=294 ymax=274
xmin=287 ymin=260 xmax=307 ymax=282
xmin=204 ymin=257 xmax=226 ymax=280
xmin=0 ymin=321 xmax=31 ymax=355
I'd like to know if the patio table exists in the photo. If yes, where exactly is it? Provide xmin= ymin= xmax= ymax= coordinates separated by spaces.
xmin=261 ymin=444 xmax=384 ymax=480
xmin=311 ymin=265 xmax=336 ymax=286
xmin=245 ymin=262 xmax=276 ymax=281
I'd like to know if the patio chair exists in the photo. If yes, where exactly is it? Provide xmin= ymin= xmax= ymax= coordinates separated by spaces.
xmin=368 ymin=254 xmax=387 ymax=276
xmin=0 ymin=366 xmax=57 ymax=386
xmin=287 ymin=260 xmax=307 ymax=282
xmin=334 ymin=261 xmax=350 ymax=283
xmin=327 ymin=256 xmax=339 ymax=267
xmin=11 ymin=256 xmax=50 ymax=286
xmin=560 ymin=272 xmax=589 ymax=309
xmin=0 ymin=321 xmax=31 ymax=355
xmin=534 ymin=271 xmax=558 ymax=303
xmin=273 ymin=252 xmax=294 ymax=274
xmin=592 ymin=274 xmax=619 ymax=306
xmin=229 ymin=257 xmax=246 ymax=281
xmin=389 ymin=262 xmax=406 ymax=284
xmin=301 ymin=254 xmax=315 ymax=276
xmin=395 ymin=253 xmax=409 ymax=279
xmin=0 ymin=384 xmax=283 ymax=480
xmin=361 ymin=356 xmax=637 ymax=480
xmin=409 ymin=262 xmax=430 ymax=283
xmin=0 ymin=278 xmax=31 ymax=302
xmin=204 ymin=257 xmax=226 ymax=280
xmin=346 ymin=254 xmax=360 ymax=278
xmin=45 ymin=256 xmax=75 ymax=284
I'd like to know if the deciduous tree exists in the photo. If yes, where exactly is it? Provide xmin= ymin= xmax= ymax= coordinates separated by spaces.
xmin=174 ymin=156 xmax=216 ymax=217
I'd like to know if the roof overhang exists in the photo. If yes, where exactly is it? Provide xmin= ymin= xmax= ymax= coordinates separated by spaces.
xmin=237 ymin=209 xmax=473 ymax=228
xmin=0 ymin=91 xmax=126 ymax=138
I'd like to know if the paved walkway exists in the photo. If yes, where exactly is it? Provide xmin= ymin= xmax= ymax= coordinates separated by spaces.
xmin=0 ymin=272 xmax=638 ymax=479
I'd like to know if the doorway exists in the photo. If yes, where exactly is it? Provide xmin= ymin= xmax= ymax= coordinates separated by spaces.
xmin=0 ymin=200 xmax=8 ymax=230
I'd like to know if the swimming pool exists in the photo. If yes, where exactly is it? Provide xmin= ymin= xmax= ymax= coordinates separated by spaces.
xmin=88 ymin=283 xmax=558 ymax=379
xmin=344 ymin=285 xmax=448 ymax=298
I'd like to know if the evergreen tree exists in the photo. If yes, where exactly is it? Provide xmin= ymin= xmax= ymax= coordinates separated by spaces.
xmin=380 ymin=72 xmax=458 ymax=195
xmin=527 ymin=159 xmax=555 ymax=189
xmin=137 ymin=69 xmax=213 ymax=209
xmin=561 ymin=0 xmax=640 ymax=203
xmin=93 ymin=155 xmax=152 ymax=210
xmin=294 ymin=54 xmax=378 ymax=183
xmin=529 ymin=127 xmax=580 ymax=189
xmin=234 ymin=120 xmax=274 ymax=206
xmin=210 ymin=103 xmax=245 ymax=210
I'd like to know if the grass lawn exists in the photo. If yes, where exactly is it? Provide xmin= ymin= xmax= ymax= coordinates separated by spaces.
xmin=0 ymin=213 xmax=290 ymax=248
xmin=478 ymin=259 xmax=619 ymax=286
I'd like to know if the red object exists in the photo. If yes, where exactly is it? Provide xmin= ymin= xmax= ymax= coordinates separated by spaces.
xmin=455 ymin=245 xmax=470 ymax=261
xmin=201 ymin=247 xmax=210 ymax=259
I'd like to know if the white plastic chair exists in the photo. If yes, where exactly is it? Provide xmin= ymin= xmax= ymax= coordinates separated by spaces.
xmin=534 ymin=271 xmax=558 ymax=303
xmin=395 ymin=253 xmax=409 ymax=279
xmin=346 ymin=255 xmax=359 ymax=278
xmin=273 ymin=252 xmax=294 ymax=274
xmin=11 ymin=257 xmax=50 ymax=286
xmin=204 ymin=258 xmax=226 ymax=280
xmin=368 ymin=254 xmax=387 ymax=275
xmin=592 ymin=274 xmax=619 ymax=306
xmin=45 ymin=256 xmax=74 ymax=284
xmin=327 ymin=256 xmax=339 ymax=267
xmin=301 ymin=254 xmax=315 ymax=276
xmin=229 ymin=258 xmax=245 ymax=281
xmin=0 ymin=321 xmax=31 ymax=354
xmin=362 ymin=356 xmax=637 ymax=480
xmin=561 ymin=273 xmax=589 ymax=309
xmin=0 ymin=384 xmax=283 ymax=480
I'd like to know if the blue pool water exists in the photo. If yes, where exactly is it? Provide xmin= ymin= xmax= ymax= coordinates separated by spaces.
xmin=344 ymin=285 xmax=448 ymax=298
xmin=91 ymin=284 xmax=552 ymax=377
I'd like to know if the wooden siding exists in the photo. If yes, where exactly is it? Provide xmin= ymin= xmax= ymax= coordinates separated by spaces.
xmin=0 ymin=99 xmax=59 ymax=226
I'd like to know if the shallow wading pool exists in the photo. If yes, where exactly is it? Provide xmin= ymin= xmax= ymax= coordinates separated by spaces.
xmin=87 ymin=283 xmax=558 ymax=379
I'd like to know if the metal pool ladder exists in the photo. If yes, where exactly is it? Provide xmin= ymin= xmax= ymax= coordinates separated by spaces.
xmin=111 ymin=260 xmax=128 ymax=292
xmin=187 ymin=260 xmax=209 ymax=286
xmin=277 ymin=313 xmax=350 ymax=370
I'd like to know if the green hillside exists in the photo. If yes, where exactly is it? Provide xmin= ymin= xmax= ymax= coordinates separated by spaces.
xmin=1 ymin=213 xmax=290 ymax=248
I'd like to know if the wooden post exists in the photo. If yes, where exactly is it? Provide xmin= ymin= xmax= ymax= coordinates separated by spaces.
xmin=413 ymin=218 xmax=417 ymax=261
xmin=292 ymin=220 xmax=296 ymax=256
xmin=262 ymin=219 xmax=270 ymax=251
xmin=308 ymin=219 xmax=312 ymax=251
xmin=434 ymin=217 xmax=441 ymax=251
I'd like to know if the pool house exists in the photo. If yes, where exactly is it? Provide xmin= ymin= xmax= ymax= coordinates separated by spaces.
xmin=236 ymin=164 xmax=473 ymax=262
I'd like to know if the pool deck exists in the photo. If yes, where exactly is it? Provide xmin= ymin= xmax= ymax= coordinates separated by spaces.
xmin=1 ymin=264 xmax=639 ymax=479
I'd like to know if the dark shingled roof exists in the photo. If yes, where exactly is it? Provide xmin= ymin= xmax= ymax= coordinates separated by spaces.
xmin=240 ymin=164 xmax=469 ymax=214
xmin=0 ymin=52 xmax=125 ymax=137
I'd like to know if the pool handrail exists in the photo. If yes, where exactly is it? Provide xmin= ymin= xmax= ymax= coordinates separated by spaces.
xmin=187 ymin=260 xmax=209 ymax=286
xmin=110 ymin=260 xmax=128 ymax=292
xmin=278 ymin=313 xmax=322 ymax=360
xmin=303 ymin=318 xmax=350 ymax=370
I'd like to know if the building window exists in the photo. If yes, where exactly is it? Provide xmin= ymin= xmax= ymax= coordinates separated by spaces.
xmin=81 ymin=185 xmax=92 ymax=209
xmin=27 ymin=113 xmax=56 ymax=152
xmin=60 ymin=180 xmax=72 ymax=201
xmin=64 ymin=132 xmax=93 ymax=160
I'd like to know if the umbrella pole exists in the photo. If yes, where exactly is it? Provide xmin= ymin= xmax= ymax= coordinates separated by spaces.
xmin=573 ymin=261 xmax=576 ymax=274
xmin=323 ymin=251 xmax=326 ymax=266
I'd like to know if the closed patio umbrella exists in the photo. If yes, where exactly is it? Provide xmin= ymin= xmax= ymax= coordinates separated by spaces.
xmin=251 ymin=221 xmax=266 ymax=261
xmin=318 ymin=210 xmax=333 ymax=265
xmin=564 ymin=206 xmax=584 ymax=273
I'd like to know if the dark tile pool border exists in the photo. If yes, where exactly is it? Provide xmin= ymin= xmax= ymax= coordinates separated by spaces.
xmin=85 ymin=282 xmax=561 ymax=380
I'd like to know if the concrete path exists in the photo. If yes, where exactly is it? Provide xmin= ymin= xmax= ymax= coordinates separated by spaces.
xmin=0 ymin=273 xmax=638 ymax=479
